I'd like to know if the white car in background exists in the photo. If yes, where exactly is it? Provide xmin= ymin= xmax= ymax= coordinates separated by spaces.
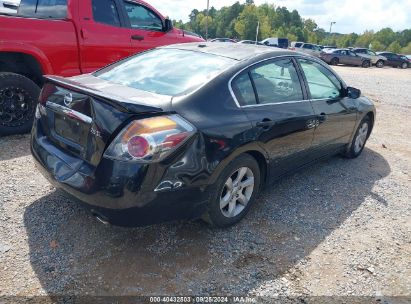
xmin=0 ymin=0 xmax=19 ymax=14
xmin=352 ymin=48 xmax=387 ymax=68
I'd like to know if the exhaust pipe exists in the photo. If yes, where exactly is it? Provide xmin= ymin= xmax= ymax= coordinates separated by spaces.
xmin=91 ymin=210 xmax=110 ymax=225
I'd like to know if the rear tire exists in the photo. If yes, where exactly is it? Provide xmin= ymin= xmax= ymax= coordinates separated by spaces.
xmin=202 ymin=154 xmax=261 ymax=228
xmin=344 ymin=116 xmax=371 ymax=159
xmin=362 ymin=60 xmax=371 ymax=68
xmin=330 ymin=58 xmax=339 ymax=66
xmin=0 ymin=72 xmax=40 ymax=136
xmin=376 ymin=60 xmax=384 ymax=68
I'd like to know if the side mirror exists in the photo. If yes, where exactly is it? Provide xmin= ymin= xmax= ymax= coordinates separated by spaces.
xmin=164 ymin=18 xmax=173 ymax=32
xmin=347 ymin=86 xmax=361 ymax=99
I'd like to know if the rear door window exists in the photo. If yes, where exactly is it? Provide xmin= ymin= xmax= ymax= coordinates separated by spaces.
xmin=249 ymin=58 xmax=304 ymax=104
xmin=92 ymin=0 xmax=121 ymax=27
xmin=18 ymin=0 xmax=67 ymax=18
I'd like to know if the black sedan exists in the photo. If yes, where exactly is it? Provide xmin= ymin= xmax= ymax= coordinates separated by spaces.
xmin=377 ymin=52 xmax=409 ymax=69
xmin=31 ymin=43 xmax=376 ymax=227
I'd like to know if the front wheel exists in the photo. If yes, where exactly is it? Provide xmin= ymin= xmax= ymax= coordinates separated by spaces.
xmin=203 ymin=154 xmax=261 ymax=228
xmin=376 ymin=60 xmax=384 ymax=68
xmin=401 ymin=62 xmax=408 ymax=69
xmin=344 ymin=116 xmax=371 ymax=158
xmin=0 ymin=72 xmax=40 ymax=136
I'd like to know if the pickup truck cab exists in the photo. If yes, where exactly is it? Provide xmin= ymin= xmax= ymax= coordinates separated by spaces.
xmin=0 ymin=0 xmax=203 ymax=135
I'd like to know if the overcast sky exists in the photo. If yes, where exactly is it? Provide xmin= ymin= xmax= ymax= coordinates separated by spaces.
xmin=150 ymin=0 xmax=411 ymax=34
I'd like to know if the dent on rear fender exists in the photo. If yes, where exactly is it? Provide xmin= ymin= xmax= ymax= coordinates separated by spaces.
xmin=155 ymin=135 xmax=215 ymax=191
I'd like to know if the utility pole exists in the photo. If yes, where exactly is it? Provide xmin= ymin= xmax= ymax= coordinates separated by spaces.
xmin=329 ymin=21 xmax=336 ymax=34
xmin=255 ymin=21 xmax=260 ymax=44
xmin=205 ymin=0 xmax=210 ymax=40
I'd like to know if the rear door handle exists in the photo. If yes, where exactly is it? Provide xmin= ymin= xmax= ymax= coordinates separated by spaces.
xmin=256 ymin=120 xmax=276 ymax=128
xmin=131 ymin=35 xmax=144 ymax=41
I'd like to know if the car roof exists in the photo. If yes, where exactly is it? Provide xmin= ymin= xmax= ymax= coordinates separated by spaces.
xmin=161 ymin=42 xmax=295 ymax=61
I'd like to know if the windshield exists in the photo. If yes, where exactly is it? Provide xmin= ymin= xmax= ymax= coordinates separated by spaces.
xmin=94 ymin=49 xmax=236 ymax=96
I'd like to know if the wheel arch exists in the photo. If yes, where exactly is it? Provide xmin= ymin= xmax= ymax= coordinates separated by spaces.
xmin=0 ymin=42 xmax=54 ymax=86
xmin=208 ymin=143 xmax=269 ymax=187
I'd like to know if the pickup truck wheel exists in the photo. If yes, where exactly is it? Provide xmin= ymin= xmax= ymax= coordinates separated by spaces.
xmin=376 ymin=60 xmax=384 ymax=68
xmin=0 ymin=73 xmax=40 ymax=136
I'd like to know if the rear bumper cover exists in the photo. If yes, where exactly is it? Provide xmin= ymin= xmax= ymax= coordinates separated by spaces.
xmin=30 ymin=129 xmax=209 ymax=226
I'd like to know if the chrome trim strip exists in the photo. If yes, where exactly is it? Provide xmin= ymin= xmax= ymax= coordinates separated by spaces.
xmin=46 ymin=101 xmax=93 ymax=124
xmin=228 ymin=55 xmax=309 ymax=108
xmin=241 ymin=99 xmax=307 ymax=108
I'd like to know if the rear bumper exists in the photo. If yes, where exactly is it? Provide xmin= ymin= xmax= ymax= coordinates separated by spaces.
xmin=30 ymin=126 xmax=209 ymax=226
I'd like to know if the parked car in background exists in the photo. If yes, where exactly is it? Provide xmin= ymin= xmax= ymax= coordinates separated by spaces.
xmin=0 ymin=0 xmax=19 ymax=14
xmin=400 ymin=54 xmax=411 ymax=62
xmin=290 ymin=42 xmax=322 ymax=58
xmin=261 ymin=37 xmax=289 ymax=49
xmin=0 ymin=0 xmax=204 ymax=136
xmin=352 ymin=48 xmax=386 ymax=68
xmin=238 ymin=40 xmax=264 ymax=45
xmin=210 ymin=38 xmax=237 ymax=43
xmin=31 ymin=43 xmax=375 ymax=228
xmin=322 ymin=46 xmax=337 ymax=50
xmin=320 ymin=49 xmax=371 ymax=67
xmin=290 ymin=41 xmax=304 ymax=48
xmin=377 ymin=52 xmax=409 ymax=69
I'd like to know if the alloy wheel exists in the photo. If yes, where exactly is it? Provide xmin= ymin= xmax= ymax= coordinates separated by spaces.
xmin=354 ymin=122 xmax=369 ymax=153
xmin=0 ymin=87 xmax=31 ymax=127
xmin=220 ymin=167 xmax=255 ymax=218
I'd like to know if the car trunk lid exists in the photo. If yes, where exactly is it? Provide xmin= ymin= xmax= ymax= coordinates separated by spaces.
xmin=37 ymin=75 xmax=172 ymax=166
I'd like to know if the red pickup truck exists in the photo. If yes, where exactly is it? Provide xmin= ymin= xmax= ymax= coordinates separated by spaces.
xmin=0 ymin=0 xmax=203 ymax=135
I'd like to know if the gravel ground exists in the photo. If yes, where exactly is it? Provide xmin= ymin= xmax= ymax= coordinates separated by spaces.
xmin=0 ymin=66 xmax=410 ymax=302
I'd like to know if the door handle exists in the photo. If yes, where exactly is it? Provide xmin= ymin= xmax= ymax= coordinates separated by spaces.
xmin=80 ymin=28 xmax=87 ymax=39
xmin=131 ymin=35 xmax=144 ymax=41
xmin=256 ymin=119 xmax=276 ymax=128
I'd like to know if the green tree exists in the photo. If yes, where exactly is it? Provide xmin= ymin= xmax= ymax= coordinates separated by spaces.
xmin=234 ymin=5 xmax=259 ymax=40
xmin=401 ymin=42 xmax=411 ymax=54
xmin=369 ymin=40 xmax=385 ymax=51
xmin=172 ymin=2 xmax=410 ymax=50
xmin=374 ymin=28 xmax=396 ymax=47
xmin=387 ymin=41 xmax=402 ymax=53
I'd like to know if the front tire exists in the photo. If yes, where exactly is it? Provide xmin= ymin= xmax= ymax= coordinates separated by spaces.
xmin=203 ymin=154 xmax=261 ymax=228
xmin=401 ymin=62 xmax=408 ymax=69
xmin=0 ymin=72 xmax=40 ymax=136
xmin=344 ymin=116 xmax=371 ymax=158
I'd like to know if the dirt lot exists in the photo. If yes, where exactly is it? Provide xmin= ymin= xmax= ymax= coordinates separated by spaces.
xmin=0 ymin=66 xmax=410 ymax=301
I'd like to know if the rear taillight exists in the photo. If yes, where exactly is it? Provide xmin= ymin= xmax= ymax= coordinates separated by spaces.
xmin=104 ymin=115 xmax=196 ymax=163
xmin=36 ymin=83 xmax=56 ymax=118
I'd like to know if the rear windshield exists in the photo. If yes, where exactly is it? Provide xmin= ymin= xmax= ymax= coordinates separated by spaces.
xmin=94 ymin=49 xmax=236 ymax=96
xmin=18 ymin=0 xmax=67 ymax=19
